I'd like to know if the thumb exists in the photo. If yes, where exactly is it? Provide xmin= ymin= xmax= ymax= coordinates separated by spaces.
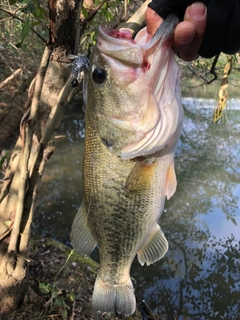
xmin=145 ymin=7 xmax=164 ymax=35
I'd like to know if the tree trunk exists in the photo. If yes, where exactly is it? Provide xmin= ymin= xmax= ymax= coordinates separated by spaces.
xmin=0 ymin=0 xmax=83 ymax=313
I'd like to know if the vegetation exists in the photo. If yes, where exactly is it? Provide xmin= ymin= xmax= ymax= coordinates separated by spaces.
xmin=0 ymin=0 xmax=150 ymax=317
xmin=0 ymin=0 xmax=240 ymax=318
xmin=0 ymin=238 xmax=144 ymax=319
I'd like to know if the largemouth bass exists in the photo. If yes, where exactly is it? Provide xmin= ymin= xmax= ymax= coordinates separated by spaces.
xmin=71 ymin=14 xmax=183 ymax=316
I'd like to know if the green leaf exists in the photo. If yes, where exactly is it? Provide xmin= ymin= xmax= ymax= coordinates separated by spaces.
xmin=68 ymin=292 xmax=75 ymax=302
xmin=22 ymin=15 xmax=30 ymax=39
xmin=81 ymin=6 xmax=88 ymax=18
xmin=31 ymin=21 xmax=41 ymax=27
xmin=61 ymin=307 xmax=68 ymax=320
xmin=0 ymin=152 xmax=8 ymax=168
xmin=38 ymin=282 xmax=51 ymax=294
xmin=22 ymin=1 xmax=36 ymax=13
xmin=32 ymin=5 xmax=47 ymax=19
xmin=16 ymin=14 xmax=30 ymax=47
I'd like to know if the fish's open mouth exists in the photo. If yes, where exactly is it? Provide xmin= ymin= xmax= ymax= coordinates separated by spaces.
xmin=99 ymin=27 xmax=135 ymax=42
xmin=98 ymin=14 xmax=179 ymax=51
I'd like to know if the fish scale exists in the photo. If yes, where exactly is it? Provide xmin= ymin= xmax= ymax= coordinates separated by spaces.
xmin=71 ymin=14 xmax=183 ymax=316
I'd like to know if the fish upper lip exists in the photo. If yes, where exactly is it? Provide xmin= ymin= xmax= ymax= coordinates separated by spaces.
xmin=98 ymin=14 xmax=179 ymax=52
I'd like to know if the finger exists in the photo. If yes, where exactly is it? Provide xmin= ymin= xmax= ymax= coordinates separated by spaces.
xmin=172 ymin=21 xmax=196 ymax=53
xmin=177 ymin=2 xmax=207 ymax=61
xmin=145 ymin=7 xmax=163 ymax=35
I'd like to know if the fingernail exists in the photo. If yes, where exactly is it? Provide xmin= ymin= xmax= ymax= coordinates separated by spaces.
xmin=189 ymin=2 xmax=206 ymax=20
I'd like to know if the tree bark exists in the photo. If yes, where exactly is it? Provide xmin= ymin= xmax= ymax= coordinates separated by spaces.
xmin=0 ymin=57 xmax=31 ymax=150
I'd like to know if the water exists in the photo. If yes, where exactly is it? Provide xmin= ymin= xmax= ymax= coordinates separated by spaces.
xmin=34 ymin=98 xmax=240 ymax=319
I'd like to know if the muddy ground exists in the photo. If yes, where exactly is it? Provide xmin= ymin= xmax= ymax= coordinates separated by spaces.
xmin=2 ymin=238 xmax=160 ymax=320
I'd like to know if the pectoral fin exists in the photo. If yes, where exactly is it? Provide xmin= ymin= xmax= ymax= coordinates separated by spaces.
xmin=70 ymin=200 xmax=97 ymax=257
xmin=124 ymin=159 xmax=157 ymax=197
xmin=137 ymin=225 xmax=168 ymax=266
xmin=165 ymin=160 xmax=177 ymax=200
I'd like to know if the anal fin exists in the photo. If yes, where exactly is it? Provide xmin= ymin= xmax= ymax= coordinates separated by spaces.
xmin=137 ymin=225 xmax=168 ymax=266
xmin=70 ymin=200 xmax=96 ymax=257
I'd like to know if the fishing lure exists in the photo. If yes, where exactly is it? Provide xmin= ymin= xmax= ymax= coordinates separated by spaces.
xmin=68 ymin=55 xmax=89 ymax=87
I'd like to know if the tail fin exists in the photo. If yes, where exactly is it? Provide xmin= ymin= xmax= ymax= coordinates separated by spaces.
xmin=92 ymin=274 xmax=136 ymax=316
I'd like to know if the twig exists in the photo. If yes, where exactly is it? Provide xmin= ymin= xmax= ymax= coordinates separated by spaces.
xmin=187 ymin=64 xmax=218 ymax=85
xmin=0 ymin=15 xmax=14 ymax=22
xmin=40 ymin=75 xmax=74 ymax=146
xmin=186 ymin=54 xmax=219 ymax=87
xmin=80 ymin=0 xmax=108 ymax=33
xmin=140 ymin=300 xmax=158 ymax=319
xmin=0 ymin=68 xmax=22 ymax=90
xmin=70 ymin=297 xmax=76 ymax=320
xmin=28 ymin=46 xmax=51 ymax=122
xmin=0 ymin=7 xmax=47 ymax=45
xmin=210 ymin=54 xmax=220 ymax=79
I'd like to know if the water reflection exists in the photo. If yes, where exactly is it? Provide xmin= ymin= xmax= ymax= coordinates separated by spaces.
xmin=34 ymin=110 xmax=85 ymax=242
xmin=34 ymin=99 xmax=240 ymax=319
xmin=133 ymin=98 xmax=240 ymax=319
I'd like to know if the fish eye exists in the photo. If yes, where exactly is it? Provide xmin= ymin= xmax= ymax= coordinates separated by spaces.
xmin=92 ymin=67 xmax=106 ymax=84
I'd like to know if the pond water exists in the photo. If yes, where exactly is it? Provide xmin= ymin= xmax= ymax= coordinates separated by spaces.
xmin=34 ymin=97 xmax=240 ymax=320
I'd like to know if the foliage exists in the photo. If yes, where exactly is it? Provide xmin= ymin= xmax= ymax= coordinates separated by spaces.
xmin=0 ymin=0 xmax=48 ymax=50
xmin=0 ymin=0 xmax=135 ymax=54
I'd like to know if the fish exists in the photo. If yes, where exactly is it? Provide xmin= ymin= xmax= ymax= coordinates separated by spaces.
xmin=71 ymin=14 xmax=183 ymax=316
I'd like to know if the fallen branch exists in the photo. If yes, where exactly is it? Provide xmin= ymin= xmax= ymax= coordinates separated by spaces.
xmin=0 ymin=68 xmax=22 ymax=90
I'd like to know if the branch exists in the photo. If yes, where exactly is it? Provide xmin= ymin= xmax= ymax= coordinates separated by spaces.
xmin=0 ymin=7 xmax=48 ymax=45
xmin=187 ymin=64 xmax=218 ymax=86
xmin=80 ymin=0 xmax=108 ymax=33
xmin=210 ymin=54 xmax=220 ymax=80
xmin=184 ymin=54 xmax=220 ymax=88
xmin=19 ymin=51 xmax=74 ymax=256
xmin=0 ymin=68 xmax=22 ymax=90
xmin=40 ymin=76 xmax=73 ymax=146
xmin=7 ymin=117 xmax=32 ymax=253
xmin=7 ymin=46 xmax=52 ymax=254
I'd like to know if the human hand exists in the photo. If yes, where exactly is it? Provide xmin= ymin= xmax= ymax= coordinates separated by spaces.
xmin=145 ymin=2 xmax=207 ymax=61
